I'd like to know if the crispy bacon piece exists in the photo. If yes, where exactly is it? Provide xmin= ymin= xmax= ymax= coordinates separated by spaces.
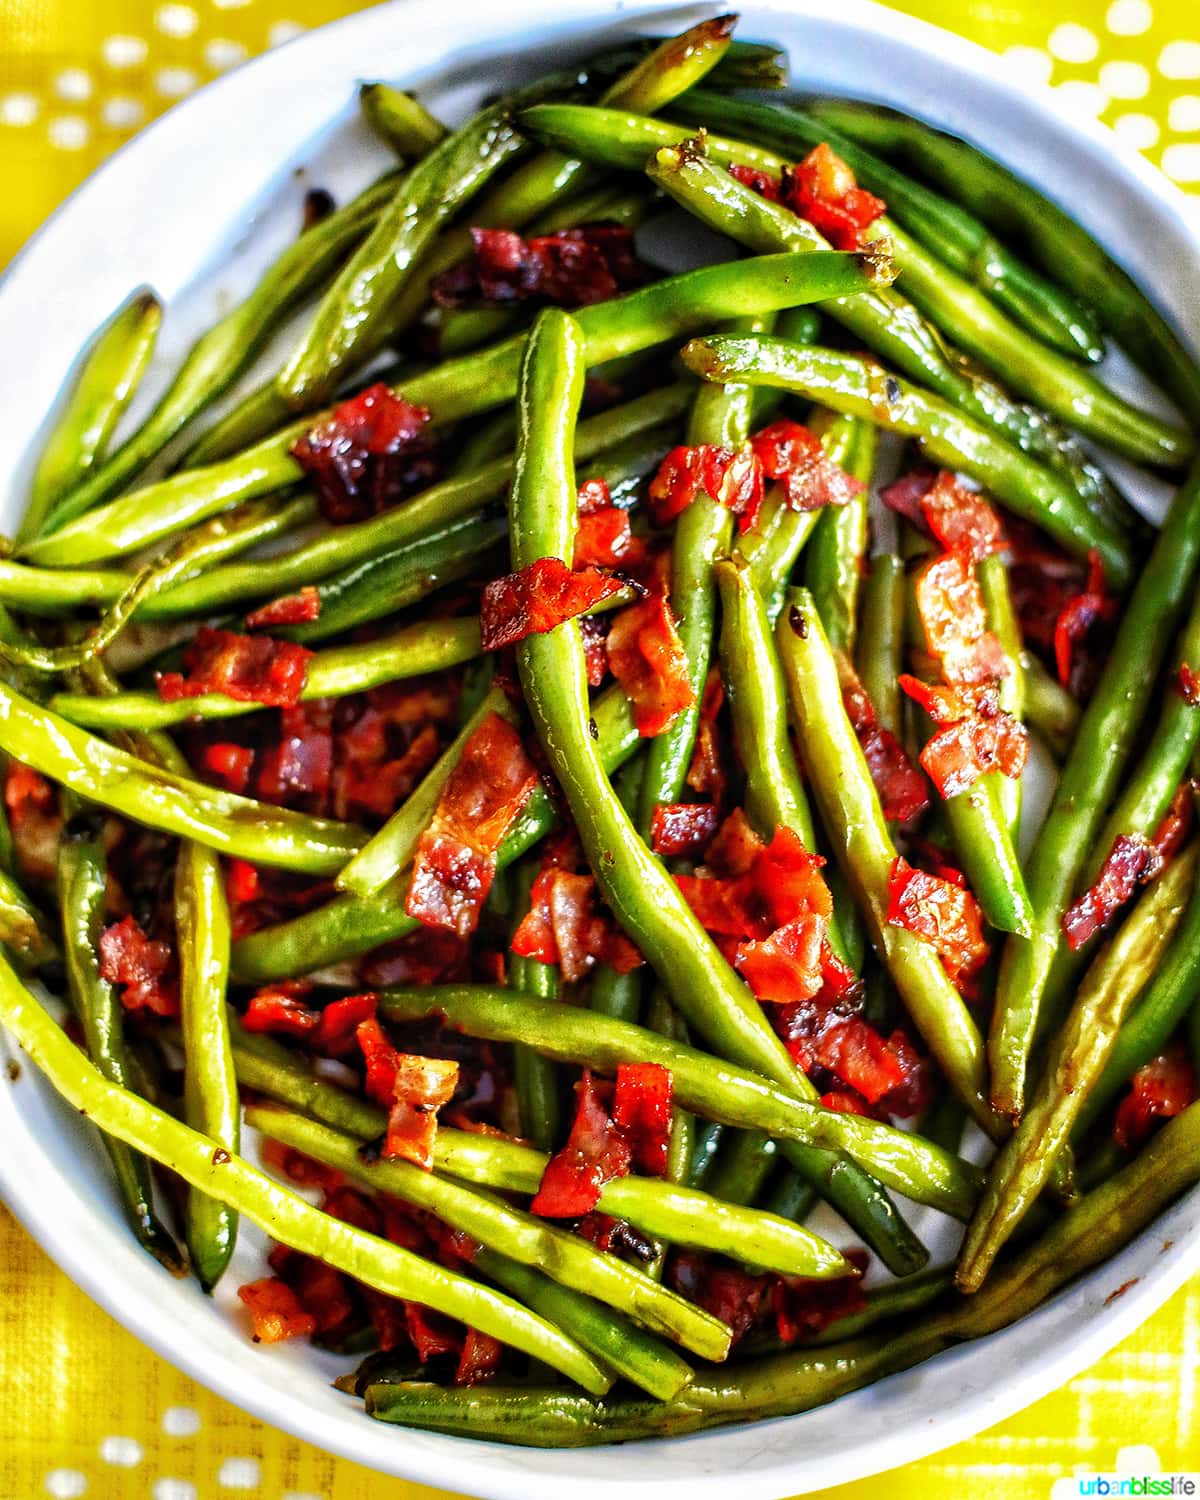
xmin=1054 ymin=549 xmax=1118 ymax=698
xmin=253 ymin=700 xmax=334 ymax=812
xmin=728 ymin=163 xmax=782 ymax=200
xmin=648 ymin=442 xmax=764 ymax=529
xmin=649 ymin=802 xmax=720 ymax=859
xmin=200 ymin=742 xmax=255 ymax=794
xmin=1178 ymin=663 xmax=1200 ymax=705
xmin=268 ymin=1244 xmax=356 ymax=1339
xmin=260 ymin=1137 xmax=345 ymax=1194
xmin=1114 ymin=1042 xmax=1196 ymax=1149
xmin=773 ymin=1248 xmax=869 ymax=1343
xmin=611 ymin=1062 xmax=673 ymax=1177
xmin=157 ymin=627 xmax=313 ymax=709
xmin=685 ymin=670 xmax=729 ymax=806
xmin=1062 ymin=785 xmax=1193 ymax=950
xmin=788 ymin=143 xmax=886 ymax=250
xmin=579 ymin=614 xmax=610 ymax=689
xmin=671 ymin=1252 xmax=770 ymax=1343
xmin=574 ymin=506 xmax=646 ymax=569
xmin=577 ymin=477 xmax=612 ymax=513
xmin=242 ymin=984 xmax=320 ymax=1039
xmin=748 ymin=419 xmax=865 ymax=513
xmin=4 ymin=761 xmax=62 ymax=882
xmin=433 ymin=225 xmax=645 ymax=310
xmin=455 ymin=1328 xmax=503 ymax=1386
xmin=480 ymin=557 xmax=628 ymax=653
xmin=512 ymin=845 xmax=642 ymax=982
xmin=237 ymin=1277 xmax=316 ymax=1343
xmin=246 ymin=586 xmax=322 ymax=630
xmin=899 ymin=674 xmax=1028 ymax=799
xmin=530 ymin=1072 xmax=632 ymax=1217
xmin=99 ymin=915 xmax=178 ymax=1018
xmin=386 ymin=1054 xmax=461 ymax=1169
xmin=837 ymin=654 xmax=929 ymax=822
xmin=879 ymin=467 xmax=937 ymax=529
xmin=290 ymin=383 xmax=434 ymax=523
xmin=920 ymin=472 xmax=1006 ymax=561
xmin=677 ymin=824 xmax=831 ymax=942
xmin=406 ymin=712 xmax=538 ymax=936
xmin=314 ymin=992 xmax=379 ymax=1056
xmin=735 ymin=916 xmax=828 ymax=1004
xmin=774 ymin=998 xmax=930 ymax=1112
xmin=606 ymin=595 xmax=696 ymax=738
xmin=914 ymin=553 xmax=1009 ymax=688
xmin=886 ymin=856 xmax=989 ymax=990
xmin=820 ymin=1088 xmax=872 ymax=1115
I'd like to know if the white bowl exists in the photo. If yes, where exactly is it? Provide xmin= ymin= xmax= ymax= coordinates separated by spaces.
xmin=1 ymin=1 xmax=1198 ymax=1494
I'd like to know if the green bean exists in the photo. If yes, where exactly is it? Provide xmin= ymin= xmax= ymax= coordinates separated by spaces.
xmin=509 ymin=861 xmax=563 ymax=1156
xmin=808 ymin=99 xmax=1200 ymax=424
xmin=775 ymin=589 xmax=998 ymax=1136
xmin=377 ymin=986 xmax=981 ymax=1222
xmin=805 ymin=419 xmax=875 ymax=653
xmin=616 ymin=35 xmax=787 ymax=91
xmin=990 ymin=462 xmax=1200 ymax=1119
xmin=22 ymin=291 xmax=161 ymax=542
xmin=644 ymin=988 xmax=696 ymax=1198
xmin=175 ymin=838 xmax=238 ymax=1290
xmin=680 ymin=336 xmax=1131 ymax=588
xmin=856 ymin=554 xmax=906 ymax=736
xmin=361 ymin=1099 xmax=1200 ymax=1441
xmin=758 ymin=1167 xmax=815 ymax=1227
xmin=739 ymin=1265 xmax=955 ymax=1354
xmin=246 ymin=1105 xmax=732 ymax=1360
xmin=978 ymin=554 xmax=1026 ymax=840
xmin=1020 ymin=650 xmax=1079 ymax=760
xmin=589 ymin=966 xmax=642 ymax=1023
xmin=0 ymin=868 xmax=56 ymax=972
xmin=958 ymin=843 xmax=1198 ymax=1291
xmin=703 ymin=1130 xmax=778 ymax=1209
xmin=528 ymin=116 xmax=1140 ymax=520
xmin=0 ymin=961 xmax=610 ymax=1392
xmin=56 ymin=828 xmax=183 ymax=1272
xmin=0 ymin=681 xmax=363 ymax=874
xmin=45 ymin=177 xmax=399 ymax=531
xmin=228 ymin=1023 xmax=849 ymax=1277
xmin=359 ymin=82 xmax=448 ymax=156
xmin=230 ymin=685 xmax=641 ymax=981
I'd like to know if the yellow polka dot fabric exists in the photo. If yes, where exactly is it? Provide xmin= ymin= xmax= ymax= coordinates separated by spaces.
xmin=1 ymin=0 xmax=1200 ymax=1496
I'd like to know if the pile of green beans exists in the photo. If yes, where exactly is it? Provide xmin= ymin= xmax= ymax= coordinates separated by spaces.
xmin=5 ymin=17 xmax=1200 ymax=1449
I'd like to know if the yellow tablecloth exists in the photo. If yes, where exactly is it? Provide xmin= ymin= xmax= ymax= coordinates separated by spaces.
xmin=1 ymin=1 xmax=1200 ymax=1495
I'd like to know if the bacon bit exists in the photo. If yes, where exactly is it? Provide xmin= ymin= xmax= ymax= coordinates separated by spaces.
xmin=774 ymin=999 xmax=930 ymax=1112
xmin=736 ymin=916 xmax=828 ymax=1004
xmin=678 ymin=824 xmax=831 ymax=941
xmin=356 ymin=1016 xmax=401 ymax=1108
xmin=404 ymin=1303 xmax=461 ymax=1363
xmin=611 ymin=1063 xmax=673 ymax=1177
xmin=773 ymin=1248 xmax=869 ymax=1343
xmin=820 ymin=1088 xmax=873 ymax=1115
xmin=789 ymin=144 xmax=886 ymax=249
xmin=246 ymin=586 xmax=322 ymax=630
xmin=314 ymin=992 xmax=378 ymax=1055
xmin=238 ymin=1277 xmax=317 ymax=1343
xmin=200 ymin=742 xmax=254 ymax=794
xmin=899 ymin=674 xmax=1028 ymax=799
xmin=728 ymin=163 xmax=782 ymax=200
xmin=879 ymin=467 xmax=937 ymax=529
xmin=359 ymin=926 xmax=470 ymax=989
xmin=455 ymin=1328 xmax=502 ymax=1385
xmin=433 ymin=225 xmax=646 ymax=310
xmin=1178 ymin=664 xmax=1200 ymax=705
xmin=480 ymin=557 xmax=628 ymax=653
xmin=530 ymin=1072 xmax=632 ymax=1217
xmin=686 ymin=671 xmax=728 ymax=805
xmin=886 ymin=856 xmax=989 ymax=990
xmin=606 ymin=594 xmax=696 ymax=738
xmin=649 ymin=802 xmax=721 ymax=859
xmin=4 ymin=761 xmax=62 ymax=883
xmin=577 ymin=477 xmax=612 ymax=513
xmin=574 ymin=506 xmax=646 ymax=569
xmin=255 ymin=701 xmax=333 ymax=812
xmin=268 ymin=1244 xmax=356 ymax=1338
xmin=242 ymin=986 xmax=320 ymax=1039
xmin=157 ymin=627 xmax=313 ymax=709
xmin=1063 ymin=785 xmax=1193 ymax=950
xmin=648 ymin=442 xmax=764 ymax=529
xmin=259 ymin=1137 xmax=344 ymax=1193
xmin=579 ymin=614 xmax=610 ymax=689
xmin=406 ymin=712 xmax=538 ymax=936
xmin=384 ymin=1053 xmax=460 ymax=1169
xmin=1054 ymin=550 xmax=1118 ymax=698
xmin=512 ymin=850 xmax=642 ymax=983
xmin=837 ymin=654 xmax=929 ymax=823
xmin=334 ymin=721 xmax=442 ymax=824
xmin=99 ymin=915 xmax=179 ymax=1018
xmin=226 ymin=858 xmax=260 ymax=906
xmin=1114 ymin=1042 xmax=1196 ymax=1150
xmin=919 ymin=472 xmax=1006 ymax=561
xmin=290 ymin=383 xmax=434 ymax=524
xmin=915 ymin=553 xmax=1009 ymax=688
xmin=748 ymin=419 xmax=865 ymax=513
xmin=670 ymin=1252 xmax=769 ymax=1343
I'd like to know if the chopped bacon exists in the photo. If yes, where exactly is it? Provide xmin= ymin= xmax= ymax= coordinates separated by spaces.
xmin=242 ymin=985 xmax=320 ymax=1039
xmin=433 ymin=225 xmax=646 ymax=310
xmin=611 ymin=1063 xmax=673 ymax=1177
xmin=246 ymin=586 xmax=322 ymax=630
xmin=677 ymin=824 xmax=831 ymax=942
xmin=820 ymin=1088 xmax=872 ymax=1115
xmin=920 ymin=472 xmax=1006 ymax=561
xmin=748 ymin=419 xmax=865 ymax=513
xmin=356 ymin=1016 xmax=401 ymax=1108
xmin=4 ymin=761 xmax=62 ymax=882
xmin=879 ymin=467 xmax=937 ymax=529
xmin=200 ymin=742 xmax=255 ymax=794
xmin=1054 ymin=549 xmax=1118 ymax=698
xmin=313 ymin=992 xmax=378 ymax=1055
xmin=530 ymin=1072 xmax=632 ymax=1217
xmin=1063 ymin=785 xmax=1194 ymax=950
xmin=899 ymin=674 xmax=1028 ymax=799
xmin=736 ymin=915 xmax=828 ymax=1004
xmin=385 ymin=1053 xmax=460 ymax=1169
xmin=649 ymin=802 xmax=720 ymax=859
xmin=774 ymin=999 xmax=930 ymax=1112
xmin=268 ymin=1244 xmax=356 ymax=1339
xmin=157 ymin=627 xmax=313 ymax=709
xmin=334 ymin=721 xmax=441 ymax=824
xmin=480 ymin=557 xmax=628 ymax=653
xmin=728 ymin=163 xmax=782 ymax=200
xmin=648 ymin=442 xmax=764 ymax=529
xmin=359 ymin=926 xmax=470 ymax=989
xmin=1114 ymin=1042 xmax=1196 ymax=1150
xmin=837 ymin=654 xmax=929 ymax=823
xmin=259 ymin=1137 xmax=345 ymax=1193
xmin=290 ymin=383 xmax=434 ymax=523
xmin=886 ymin=856 xmax=989 ymax=990
xmin=405 ymin=1303 xmax=461 ymax=1362
xmin=512 ymin=848 xmax=642 ymax=983
xmin=579 ymin=614 xmax=610 ymax=688
xmin=670 ymin=1252 xmax=769 ymax=1343
xmin=773 ymin=1248 xmax=869 ymax=1343
xmin=1178 ymin=664 xmax=1200 ymax=705
xmin=606 ymin=594 xmax=696 ymax=738
xmin=237 ymin=1277 xmax=316 ymax=1343
xmin=914 ymin=553 xmax=1009 ymax=688
xmin=577 ymin=477 xmax=612 ymax=513
xmin=685 ymin=671 xmax=728 ymax=806
xmin=455 ymin=1328 xmax=503 ymax=1386
xmin=1006 ymin=519 xmax=1089 ymax=659
xmin=255 ymin=701 xmax=333 ymax=812
xmin=99 ymin=915 xmax=178 ymax=1018
xmin=406 ymin=712 xmax=538 ymax=936
xmin=574 ymin=506 xmax=646 ymax=569
xmin=788 ymin=143 xmax=886 ymax=250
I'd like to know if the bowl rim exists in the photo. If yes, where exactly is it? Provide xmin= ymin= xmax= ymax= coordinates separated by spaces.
xmin=1 ymin=0 xmax=1198 ymax=1494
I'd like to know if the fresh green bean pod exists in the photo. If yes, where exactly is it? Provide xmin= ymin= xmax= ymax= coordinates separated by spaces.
xmin=775 ymin=589 xmax=998 ymax=1136
xmin=359 ymin=82 xmax=448 ymax=155
xmin=805 ymin=420 xmax=875 ymax=653
xmin=0 ymin=681 xmax=364 ymax=874
xmin=1020 ymin=650 xmax=1080 ymax=759
xmin=247 ymin=1105 xmax=733 ymax=1359
xmin=56 ymin=828 xmax=183 ymax=1272
xmin=808 ymin=98 xmax=1200 ymax=424
xmin=509 ymin=858 xmax=563 ymax=1156
xmin=0 ymin=867 xmax=56 ymax=973
xmin=23 ymin=291 xmax=162 ymax=542
xmin=856 ymin=554 xmax=906 ymax=737
xmin=680 ymin=335 xmax=1131 ymax=588
xmin=958 ymin=844 xmax=1198 ymax=1291
xmin=991 ymin=462 xmax=1200 ymax=1119
xmin=0 ymin=960 xmax=611 ymax=1393
xmin=703 ymin=1129 xmax=778 ymax=1209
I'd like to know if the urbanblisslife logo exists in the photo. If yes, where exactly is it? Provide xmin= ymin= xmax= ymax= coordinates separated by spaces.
xmin=1075 ymin=1479 xmax=1199 ymax=1496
